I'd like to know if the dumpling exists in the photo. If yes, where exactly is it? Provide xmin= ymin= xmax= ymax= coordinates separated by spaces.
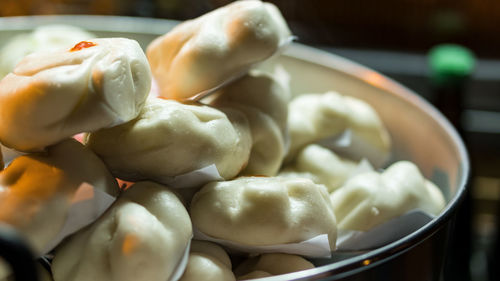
xmin=286 ymin=92 xmax=391 ymax=167
xmin=179 ymin=240 xmax=235 ymax=281
xmin=234 ymin=253 xmax=314 ymax=280
xmin=147 ymin=0 xmax=291 ymax=100
xmin=86 ymin=97 xmax=252 ymax=183
xmin=279 ymin=144 xmax=357 ymax=192
xmin=190 ymin=176 xmax=337 ymax=250
xmin=228 ymin=105 xmax=285 ymax=176
xmin=0 ymin=24 xmax=94 ymax=79
xmin=0 ymin=38 xmax=152 ymax=152
xmin=0 ymin=139 xmax=119 ymax=254
xmin=330 ymin=161 xmax=446 ymax=231
xmin=286 ymin=92 xmax=349 ymax=161
xmin=51 ymin=181 xmax=192 ymax=281
xmin=209 ymin=70 xmax=290 ymax=140
xmin=207 ymin=71 xmax=290 ymax=176
xmin=334 ymin=95 xmax=392 ymax=167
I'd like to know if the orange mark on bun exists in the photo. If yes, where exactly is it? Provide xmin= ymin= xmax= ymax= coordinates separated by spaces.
xmin=122 ymin=234 xmax=140 ymax=256
xmin=70 ymin=41 xmax=97 ymax=52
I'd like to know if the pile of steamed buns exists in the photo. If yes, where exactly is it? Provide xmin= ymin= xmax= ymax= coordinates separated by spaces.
xmin=0 ymin=1 xmax=446 ymax=280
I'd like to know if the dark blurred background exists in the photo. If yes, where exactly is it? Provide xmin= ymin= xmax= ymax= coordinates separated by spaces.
xmin=2 ymin=1 xmax=500 ymax=281
xmin=4 ymin=0 xmax=500 ymax=57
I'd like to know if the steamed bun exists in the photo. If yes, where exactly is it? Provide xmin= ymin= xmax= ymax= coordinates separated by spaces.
xmin=0 ymin=24 xmax=94 ymax=79
xmin=209 ymin=70 xmax=290 ymax=140
xmin=179 ymin=240 xmax=235 ymax=281
xmin=335 ymin=95 xmax=392 ymax=166
xmin=208 ymin=71 xmax=290 ymax=176
xmin=286 ymin=92 xmax=391 ymax=167
xmin=147 ymin=0 xmax=291 ymax=100
xmin=279 ymin=144 xmax=357 ymax=192
xmin=235 ymin=253 xmax=314 ymax=280
xmin=51 ymin=181 xmax=192 ymax=281
xmin=86 ymin=97 xmax=252 ymax=183
xmin=0 ymin=139 xmax=119 ymax=254
xmin=330 ymin=161 xmax=446 ymax=231
xmin=0 ymin=38 xmax=152 ymax=152
xmin=286 ymin=92 xmax=349 ymax=161
xmin=190 ymin=176 xmax=337 ymax=250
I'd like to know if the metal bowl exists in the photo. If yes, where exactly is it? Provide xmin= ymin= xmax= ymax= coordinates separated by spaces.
xmin=0 ymin=15 xmax=469 ymax=281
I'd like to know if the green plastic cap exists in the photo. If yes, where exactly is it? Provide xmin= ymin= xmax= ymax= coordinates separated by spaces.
xmin=428 ymin=44 xmax=475 ymax=86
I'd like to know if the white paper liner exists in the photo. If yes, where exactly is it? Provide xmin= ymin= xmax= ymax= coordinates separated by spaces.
xmin=193 ymin=209 xmax=436 ymax=257
xmin=42 ymin=182 xmax=116 ymax=253
xmin=317 ymin=129 xmax=390 ymax=168
xmin=168 ymin=238 xmax=192 ymax=281
xmin=157 ymin=164 xmax=223 ymax=189
xmin=0 ymin=144 xmax=25 ymax=168
xmin=193 ymin=228 xmax=332 ymax=258
xmin=336 ymin=210 xmax=435 ymax=251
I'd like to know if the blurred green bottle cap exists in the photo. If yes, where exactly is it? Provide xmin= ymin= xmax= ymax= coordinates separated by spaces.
xmin=428 ymin=44 xmax=475 ymax=86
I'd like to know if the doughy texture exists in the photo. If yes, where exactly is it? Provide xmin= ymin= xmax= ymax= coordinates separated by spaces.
xmin=0 ymin=139 xmax=119 ymax=254
xmin=0 ymin=24 xmax=94 ymax=79
xmin=210 ymin=71 xmax=290 ymax=140
xmin=222 ymin=104 xmax=284 ymax=176
xmin=147 ymin=0 xmax=291 ymax=100
xmin=190 ymin=240 xmax=231 ymax=268
xmin=179 ymin=241 xmax=235 ymax=281
xmin=190 ymin=176 xmax=337 ymax=250
xmin=208 ymin=71 xmax=290 ymax=176
xmin=0 ymin=38 xmax=152 ymax=152
xmin=286 ymin=92 xmax=391 ymax=166
xmin=338 ymin=96 xmax=391 ymax=166
xmin=86 ymin=97 xmax=252 ymax=182
xmin=279 ymin=144 xmax=357 ymax=192
xmin=235 ymin=253 xmax=314 ymax=280
xmin=286 ymin=92 xmax=349 ymax=161
xmin=330 ymin=161 xmax=446 ymax=231
xmin=52 ymin=181 xmax=192 ymax=281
